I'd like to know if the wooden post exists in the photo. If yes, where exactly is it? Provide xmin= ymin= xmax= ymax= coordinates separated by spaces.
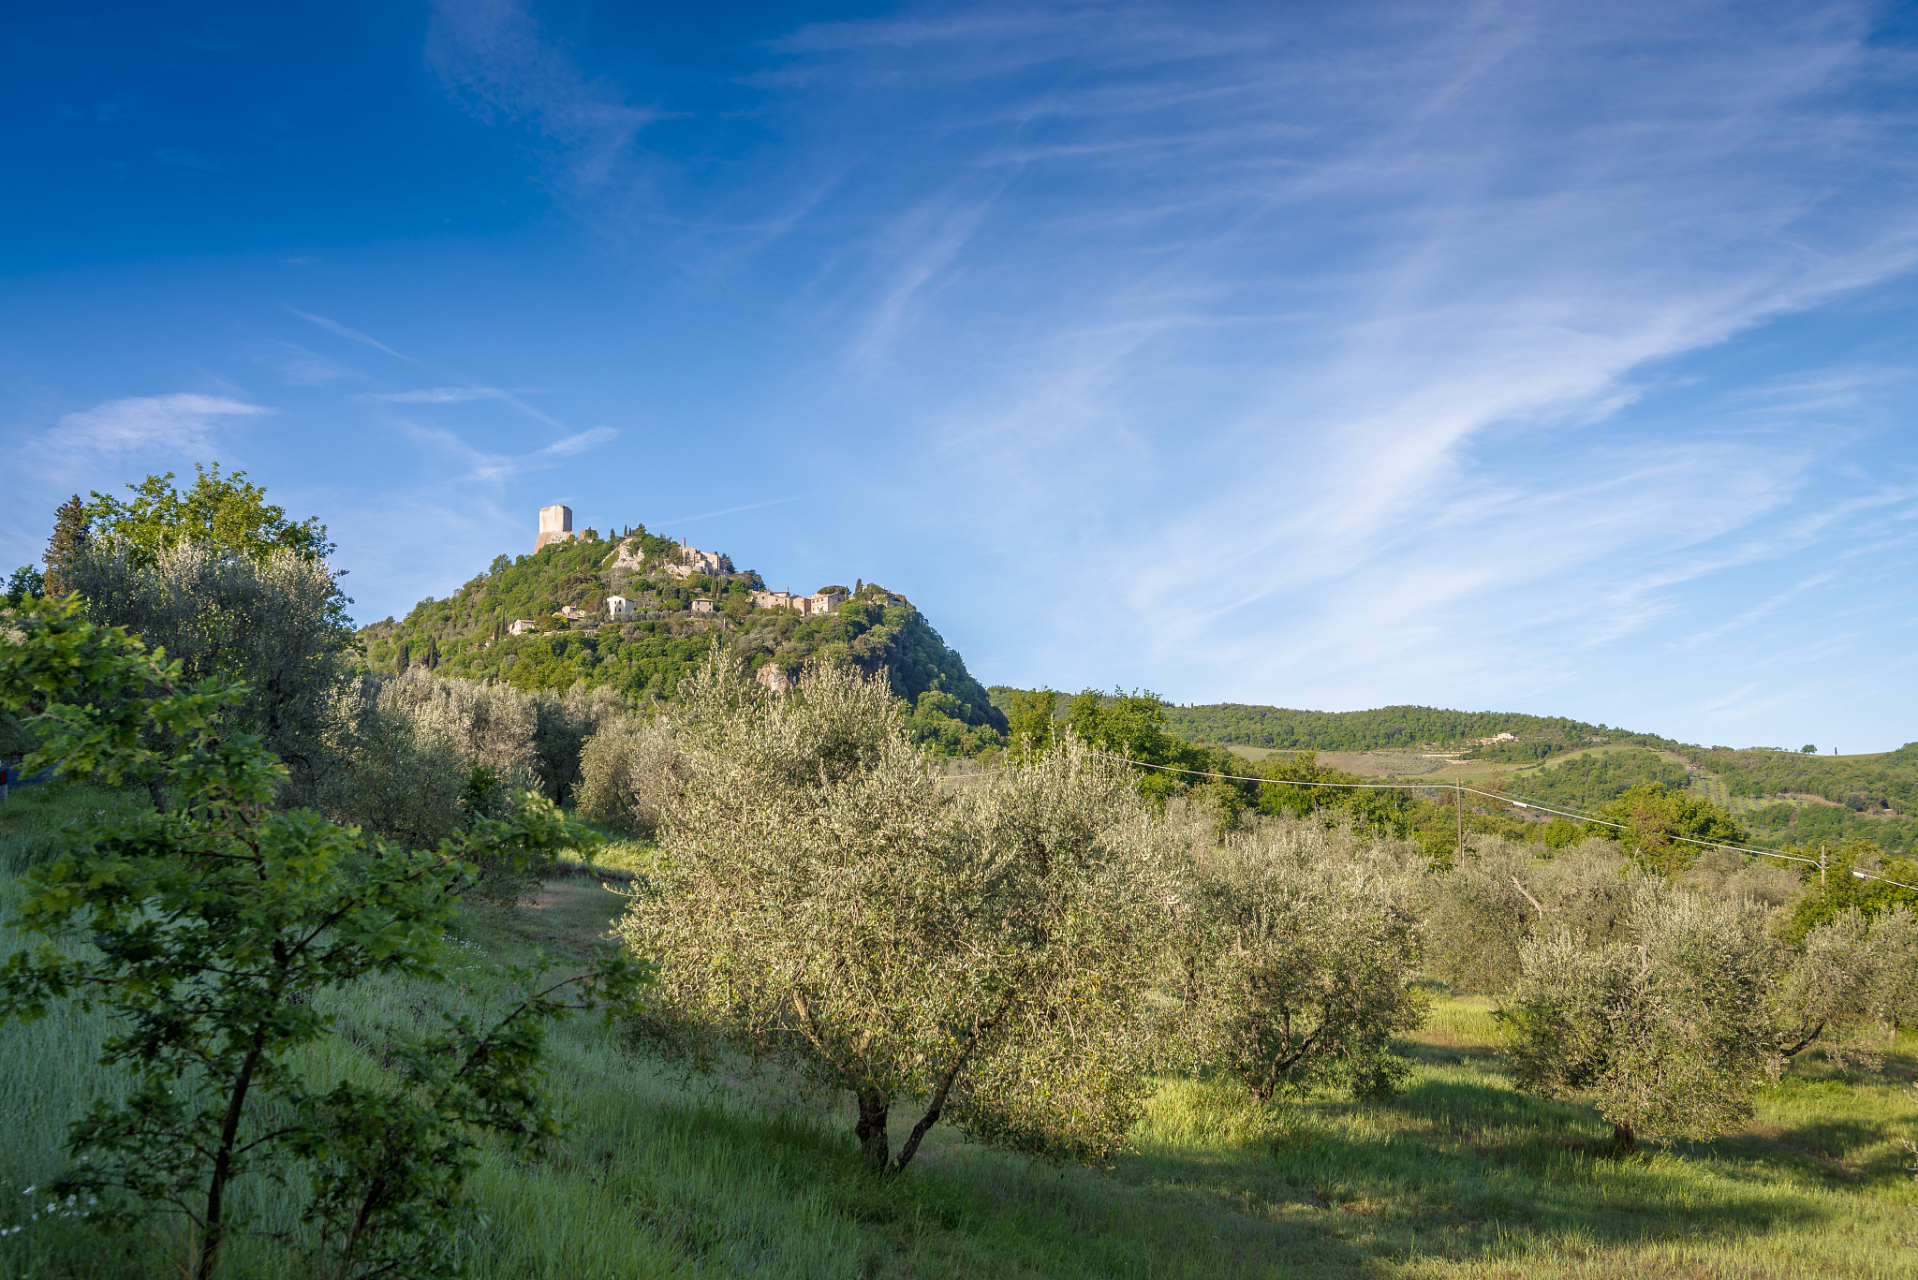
xmin=1456 ymin=781 xmax=1463 ymax=853
xmin=1820 ymin=843 xmax=1827 ymax=890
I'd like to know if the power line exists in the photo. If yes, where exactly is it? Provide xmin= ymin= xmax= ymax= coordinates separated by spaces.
xmin=1093 ymin=752 xmax=1918 ymax=894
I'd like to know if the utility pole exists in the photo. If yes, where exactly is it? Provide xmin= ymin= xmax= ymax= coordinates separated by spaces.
xmin=1820 ymin=843 xmax=1827 ymax=890
xmin=1456 ymin=781 xmax=1463 ymax=853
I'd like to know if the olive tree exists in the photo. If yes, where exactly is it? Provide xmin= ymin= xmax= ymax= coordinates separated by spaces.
xmin=1501 ymin=881 xmax=1779 ymax=1150
xmin=574 ymin=713 xmax=684 ymax=837
xmin=1421 ymin=838 xmax=1634 ymax=994
xmin=1500 ymin=880 xmax=1918 ymax=1151
xmin=1772 ymin=905 xmax=1918 ymax=1070
xmin=1177 ymin=825 xmax=1427 ymax=1102
xmin=618 ymin=654 xmax=1172 ymax=1171
xmin=70 ymin=540 xmax=355 ymax=802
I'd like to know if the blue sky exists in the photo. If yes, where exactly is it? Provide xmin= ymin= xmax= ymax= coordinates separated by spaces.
xmin=5 ymin=1 xmax=1918 ymax=750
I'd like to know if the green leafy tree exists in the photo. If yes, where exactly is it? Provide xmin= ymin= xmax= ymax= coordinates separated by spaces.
xmin=85 ymin=464 xmax=333 ymax=566
xmin=620 ymin=655 xmax=1171 ymax=1172
xmin=1004 ymin=686 xmax=1058 ymax=757
xmin=1783 ymin=838 xmax=1918 ymax=941
xmin=5 ymin=565 xmax=44 ymax=605
xmin=1064 ymin=688 xmax=1242 ymax=806
xmin=1257 ymin=750 xmax=1409 ymax=835
xmin=0 ymin=596 xmax=648 ymax=1279
xmin=1592 ymin=783 xmax=1749 ymax=876
xmin=43 ymin=494 xmax=90 ymax=596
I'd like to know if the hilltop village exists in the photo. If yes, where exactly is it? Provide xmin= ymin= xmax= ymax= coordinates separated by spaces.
xmin=347 ymin=504 xmax=1005 ymax=720
xmin=515 ymin=504 xmax=867 ymax=642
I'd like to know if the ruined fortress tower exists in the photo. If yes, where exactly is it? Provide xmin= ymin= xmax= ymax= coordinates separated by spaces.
xmin=535 ymin=504 xmax=575 ymax=551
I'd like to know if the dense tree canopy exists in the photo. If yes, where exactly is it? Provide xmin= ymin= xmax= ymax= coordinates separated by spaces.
xmin=85 ymin=464 xmax=334 ymax=565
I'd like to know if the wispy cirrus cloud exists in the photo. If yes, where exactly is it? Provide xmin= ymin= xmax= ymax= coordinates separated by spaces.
xmin=48 ymin=393 xmax=272 ymax=455
xmin=285 ymin=307 xmax=412 ymax=361
xmin=359 ymin=387 xmax=511 ymax=404
xmin=708 ymin=1 xmax=1918 ymax=732
xmin=399 ymin=420 xmax=616 ymax=485
xmin=425 ymin=0 xmax=665 ymax=195
xmin=288 ymin=309 xmax=568 ymax=430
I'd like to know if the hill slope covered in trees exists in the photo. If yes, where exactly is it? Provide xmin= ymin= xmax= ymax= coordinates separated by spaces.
xmin=356 ymin=526 xmax=1008 ymax=753
xmin=991 ymin=689 xmax=1918 ymax=854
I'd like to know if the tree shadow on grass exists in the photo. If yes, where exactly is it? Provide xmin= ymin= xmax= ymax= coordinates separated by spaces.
xmin=1120 ymin=1072 xmax=1833 ymax=1273
xmin=1702 ymin=1115 xmax=1910 ymax=1185
xmin=559 ymin=1088 xmax=1398 ymax=1280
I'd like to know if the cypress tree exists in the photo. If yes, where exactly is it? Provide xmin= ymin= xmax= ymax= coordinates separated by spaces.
xmin=396 ymin=643 xmax=411 ymax=676
xmin=44 ymin=495 xmax=90 ymax=596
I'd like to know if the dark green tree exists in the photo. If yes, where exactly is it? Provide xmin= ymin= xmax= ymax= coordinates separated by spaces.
xmin=1005 ymin=686 xmax=1058 ymax=757
xmin=1784 ymin=838 xmax=1918 ymax=941
xmin=1258 ymin=750 xmax=1409 ymax=835
xmin=43 ymin=494 xmax=90 ymax=596
xmin=5 ymin=565 xmax=45 ymax=605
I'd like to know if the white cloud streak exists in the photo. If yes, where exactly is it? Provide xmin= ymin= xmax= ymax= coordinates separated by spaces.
xmin=49 ymin=393 xmax=272 ymax=455
xmin=699 ymin=0 xmax=1918 ymax=736
xmin=398 ymin=420 xmax=616 ymax=484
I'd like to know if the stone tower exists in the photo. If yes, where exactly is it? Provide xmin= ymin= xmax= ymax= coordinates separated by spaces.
xmin=535 ymin=504 xmax=574 ymax=551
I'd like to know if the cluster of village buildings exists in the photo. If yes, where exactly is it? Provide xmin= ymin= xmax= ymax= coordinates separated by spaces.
xmin=507 ymin=505 xmax=853 ymax=634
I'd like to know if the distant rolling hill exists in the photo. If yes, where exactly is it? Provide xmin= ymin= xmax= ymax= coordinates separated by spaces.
xmin=991 ymin=689 xmax=1917 ymax=855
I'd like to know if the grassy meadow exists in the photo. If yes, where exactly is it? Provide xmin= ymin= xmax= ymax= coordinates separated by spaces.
xmin=2 ymin=781 xmax=1916 ymax=1279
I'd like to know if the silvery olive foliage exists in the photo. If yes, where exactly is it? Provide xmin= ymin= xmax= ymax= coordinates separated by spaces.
xmin=1500 ymin=878 xmax=1918 ymax=1150
xmin=1175 ymin=819 xmax=1428 ymax=1103
xmin=1500 ymin=881 xmax=1780 ymax=1150
xmin=371 ymin=668 xmax=541 ymax=792
xmin=1773 ymin=904 xmax=1918 ymax=1072
xmin=574 ymin=713 xmax=685 ymax=837
xmin=1420 ymin=838 xmax=1636 ymax=994
xmin=70 ymin=540 xmax=355 ymax=801
xmin=618 ymin=653 xmax=1174 ymax=1172
xmin=315 ymin=672 xmax=628 ymax=882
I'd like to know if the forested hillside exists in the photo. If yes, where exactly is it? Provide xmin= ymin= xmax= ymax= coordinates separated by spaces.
xmin=997 ymin=689 xmax=1917 ymax=855
xmin=1672 ymin=743 xmax=1918 ymax=855
xmin=1157 ymin=702 xmax=1628 ymax=753
xmin=356 ymin=526 xmax=1008 ymax=753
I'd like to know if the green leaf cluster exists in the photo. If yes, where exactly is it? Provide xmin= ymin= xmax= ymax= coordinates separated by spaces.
xmin=84 ymin=464 xmax=334 ymax=566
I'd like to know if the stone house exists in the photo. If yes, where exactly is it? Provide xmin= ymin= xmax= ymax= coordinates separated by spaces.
xmin=691 ymin=598 xmax=715 ymax=615
xmin=748 ymin=587 xmax=846 ymax=617
xmin=662 ymin=539 xmax=731 ymax=579
xmin=508 ymin=618 xmax=539 ymax=636
xmin=605 ymin=595 xmax=637 ymax=619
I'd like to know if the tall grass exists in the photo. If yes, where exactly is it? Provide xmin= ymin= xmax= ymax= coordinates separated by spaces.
xmin=2 ymin=782 xmax=1915 ymax=1278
